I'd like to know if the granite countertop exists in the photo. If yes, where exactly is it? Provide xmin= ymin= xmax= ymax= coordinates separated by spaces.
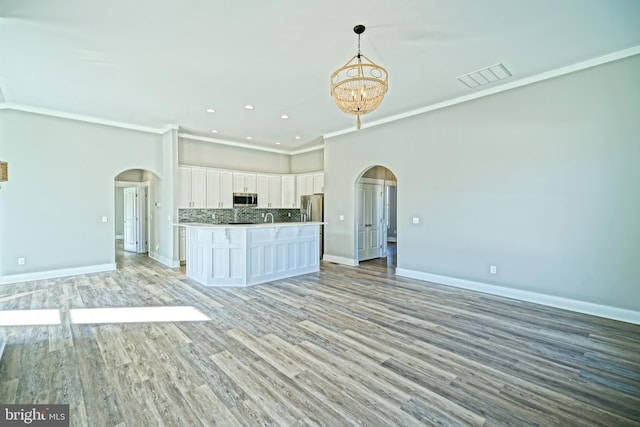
xmin=176 ymin=221 xmax=324 ymax=228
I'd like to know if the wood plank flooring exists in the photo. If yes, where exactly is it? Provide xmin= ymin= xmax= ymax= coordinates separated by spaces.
xmin=1 ymin=246 xmax=639 ymax=426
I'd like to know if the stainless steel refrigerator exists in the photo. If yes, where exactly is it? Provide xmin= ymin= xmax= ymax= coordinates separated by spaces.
xmin=300 ymin=194 xmax=324 ymax=259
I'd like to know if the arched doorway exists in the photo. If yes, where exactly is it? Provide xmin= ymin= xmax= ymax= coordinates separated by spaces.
xmin=114 ymin=169 xmax=155 ymax=266
xmin=355 ymin=165 xmax=398 ymax=269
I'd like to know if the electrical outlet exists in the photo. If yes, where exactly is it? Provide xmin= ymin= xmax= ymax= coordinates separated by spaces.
xmin=288 ymin=212 xmax=291 ymax=217
xmin=412 ymin=217 xmax=420 ymax=224
xmin=339 ymin=215 xmax=344 ymax=221
xmin=490 ymin=265 xmax=497 ymax=274
xmin=18 ymin=257 xmax=25 ymax=265
xmin=211 ymin=213 xmax=216 ymax=219
xmin=102 ymin=216 xmax=108 ymax=223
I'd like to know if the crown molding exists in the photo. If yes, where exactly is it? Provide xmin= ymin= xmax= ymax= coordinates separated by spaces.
xmin=2 ymin=103 xmax=166 ymax=134
xmin=178 ymin=132 xmax=295 ymax=155
xmin=162 ymin=124 xmax=180 ymax=132
xmin=289 ymin=144 xmax=324 ymax=155
xmin=324 ymin=45 xmax=640 ymax=140
xmin=5 ymin=44 xmax=637 ymax=152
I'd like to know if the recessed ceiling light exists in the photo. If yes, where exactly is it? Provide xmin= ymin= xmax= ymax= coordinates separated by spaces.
xmin=281 ymin=114 xmax=289 ymax=119
xmin=211 ymin=130 xmax=218 ymax=133
xmin=295 ymin=136 xmax=301 ymax=140
xmin=205 ymin=108 xmax=216 ymax=113
xmin=244 ymin=105 xmax=254 ymax=110
xmin=246 ymin=136 xmax=252 ymax=140
xmin=275 ymin=142 xmax=281 ymax=145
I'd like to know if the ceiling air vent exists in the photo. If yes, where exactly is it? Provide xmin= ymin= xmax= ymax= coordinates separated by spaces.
xmin=458 ymin=63 xmax=512 ymax=88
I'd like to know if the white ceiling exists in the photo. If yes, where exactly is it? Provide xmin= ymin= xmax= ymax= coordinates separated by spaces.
xmin=1 ymin=0 xmax=639 ymax=152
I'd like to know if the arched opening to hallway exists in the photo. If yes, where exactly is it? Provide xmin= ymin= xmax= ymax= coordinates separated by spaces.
xmin=354 ymin=165 xmax=398 ymax=270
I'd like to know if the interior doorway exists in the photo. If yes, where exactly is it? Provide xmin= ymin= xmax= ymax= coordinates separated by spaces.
xmin=115 ymin=169 xmax=152 ymax=257
xmin=355 ymin=165 xmax=398 ymax=269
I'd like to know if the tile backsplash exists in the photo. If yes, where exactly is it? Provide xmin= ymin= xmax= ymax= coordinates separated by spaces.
xmin=179 ymin=208 xmax=301 ymax=224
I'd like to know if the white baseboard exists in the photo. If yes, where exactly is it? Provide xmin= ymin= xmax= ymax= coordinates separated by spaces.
xmin=115 ymin=234 xmax=123 ymax=240
xmin=323 ymin=255 xmax=358 ymax=266
xmin=395 ymin=268 xmax=640 ymax=325
xmin=0 ymin=263 xmax=116 ymax=285
xmin=149 ymin=252 xmax=180 ymax=268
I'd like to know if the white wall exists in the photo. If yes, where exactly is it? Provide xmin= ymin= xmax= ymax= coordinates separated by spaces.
xmin=324 ymin=55 xmax=640 ymax=313
xmin=0 ymin=110 xmax=168 ymax=280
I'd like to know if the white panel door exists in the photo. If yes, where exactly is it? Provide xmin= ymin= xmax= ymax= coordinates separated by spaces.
xmin=357 ymin=183 xmax=383 ymax=261
xmin=123 ymin=187 xmax=138 ymax=252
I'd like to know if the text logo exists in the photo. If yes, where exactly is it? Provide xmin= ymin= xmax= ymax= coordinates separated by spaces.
xmin=1 ymin=405 xmax=69 ymax=426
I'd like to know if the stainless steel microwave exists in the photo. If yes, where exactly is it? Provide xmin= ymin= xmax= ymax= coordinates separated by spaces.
xmin=233 ymin=193 xmax=258 ymax=207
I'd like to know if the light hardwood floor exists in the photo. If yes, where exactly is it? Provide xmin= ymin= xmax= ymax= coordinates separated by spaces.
xmin=1 ymin=245 xmax=639 ymax=426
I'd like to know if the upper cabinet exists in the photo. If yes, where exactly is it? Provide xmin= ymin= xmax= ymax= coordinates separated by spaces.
xmin=206 ymin=169 xmax=233 ymax=208
xmin=296 ymin=173 xmax=314 ymax=199
xmin=177 ymin=166 xmax=207 ymax=208
xmin=178 ymin=166 xmax=323 ymax=210
xmin=313 ymin=172 xmax=324 ymax=194
xmin=233 ymin=172 xmax=257 ymax=193
xmin=281 ymin=175 xmax=296 ymax=208
xmin=257 ymin=174 xmax=282 ymax=208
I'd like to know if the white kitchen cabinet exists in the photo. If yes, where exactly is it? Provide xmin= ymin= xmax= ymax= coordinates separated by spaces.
xmin=178 ymin=166 xmax=207 ymax=208
xmin=257 ymin=174 xmax=282 ymax=208
xmin=281 ymin=175 xmax=296 ymax=208
xmin=183 ymin=223 xmax=320 ymax=286
xmin=233 ymin=172 xmax=257 ymax=193
xmin=296 ymin=173 xmax=314 ymax=201
xmin=206 ymin=169 xmax=233 ymax=208
xmin=179 ymin=226 xmax=186 ymax=263
xmin=313 ymin=172 xmax=324 ymax=194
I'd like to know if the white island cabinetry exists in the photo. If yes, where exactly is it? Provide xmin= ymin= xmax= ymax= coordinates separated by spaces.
xmin=181 ymin=222 xmax=321 ymax=286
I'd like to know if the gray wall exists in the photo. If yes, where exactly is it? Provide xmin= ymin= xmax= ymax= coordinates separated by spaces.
xmin=114 ymin=187 xmax=124 ymax=237
xmin=324 ymin=55 xmax=640 ymax=311
xmin=179 ymin=138 xmax=291 ymax=173
xmin=0 ymin=110 xmax=169 ymax=277
xmin=290 ymin=148 xmax=324 ymax=173
xmin=115 ymin=169 xmax=144 ymax=181
xmin=387 ymin=185 xmax=397 ymax=241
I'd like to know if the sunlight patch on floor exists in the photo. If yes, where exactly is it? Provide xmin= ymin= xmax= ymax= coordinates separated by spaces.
xmin=69 ymin=306 xmax=210 ymax=324
xmin=0 ymin=309 xmax=61 ymax=326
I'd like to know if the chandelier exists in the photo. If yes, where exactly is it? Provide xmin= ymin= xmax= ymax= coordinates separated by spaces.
xmin=330 ymin=25 xmax=388 ymax=129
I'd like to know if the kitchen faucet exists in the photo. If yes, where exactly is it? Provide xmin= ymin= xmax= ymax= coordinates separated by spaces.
xmin=264 ymin=212 xmax=274 ymax=223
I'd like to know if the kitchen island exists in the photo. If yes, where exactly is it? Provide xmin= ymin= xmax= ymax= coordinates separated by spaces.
xmin=179 ymin=222 xmax=322 ymax=286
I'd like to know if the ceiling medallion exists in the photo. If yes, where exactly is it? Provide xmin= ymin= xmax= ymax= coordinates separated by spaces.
xmin=330 ymin=24 xmax=388 ymax=130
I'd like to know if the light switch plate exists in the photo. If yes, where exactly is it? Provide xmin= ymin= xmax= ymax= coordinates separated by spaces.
xmin=339 ymin=215 xmax=344 ymax=221
xmin=102 ymin=216 xmax=108 ymax=223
